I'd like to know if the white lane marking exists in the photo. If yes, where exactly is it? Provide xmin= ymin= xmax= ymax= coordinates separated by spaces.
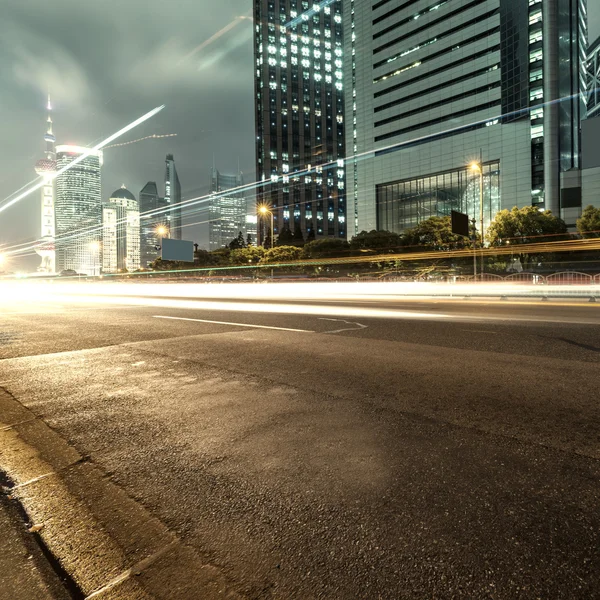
xmin=319 ymin=318 xmax=368 ymax=334
xmin=12 ymin=472 xmax=56 ymax=489
xmin=153 ymin=315 xmax=314 ymax=333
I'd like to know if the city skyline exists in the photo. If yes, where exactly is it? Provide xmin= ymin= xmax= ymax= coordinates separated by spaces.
xmin=0 ymin=0 xmax=257 ymax=270
xmin=1 ymin=1 xmax=599 ymax=271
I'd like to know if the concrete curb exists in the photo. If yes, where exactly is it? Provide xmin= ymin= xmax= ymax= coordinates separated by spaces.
xmin=0 ymin=389 xmax=242 ymax=600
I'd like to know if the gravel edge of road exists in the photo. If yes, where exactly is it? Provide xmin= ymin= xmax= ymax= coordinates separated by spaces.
xmin=0 ymin=388 xmax=243 ymax=600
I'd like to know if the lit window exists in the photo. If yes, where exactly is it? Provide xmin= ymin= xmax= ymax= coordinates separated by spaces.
xmin=314 ymin=49 xmax=321 ymax=58
xmin=529 ymin=48 xmax=543 ymax=62
xmin=531 ymin=124 xmax=544 ymax=139
xmin=530 ymin=107 xmax=544 ymax=120
xmin=529 ymin=29 xmax=543 ymax=44
xmin=529 ymin=10 xmax=542 ymax=25
xmin=530 ymin=87 xmax=543 ymax=101
xmin=529 ymin=68 xmax=543 ymax=82
xmin=302 ymin=58 xmax=310 ymax=68
xmin=268 ymin=45 xmax=276 ymax=54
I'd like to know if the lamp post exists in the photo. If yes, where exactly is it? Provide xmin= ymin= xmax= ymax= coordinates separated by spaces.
xmin=470 ymin=151 xmax=484 ymax=278
xmin=258 ymin=205 xmax=274 ymax=249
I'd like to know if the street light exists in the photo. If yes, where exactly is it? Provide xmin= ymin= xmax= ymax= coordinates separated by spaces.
xmin=470 ymin=153 xmax=484 ymax=278
xmin=258 ymin=205 xmax=274 ymax=249
xmin=155 ymin=224 xmax=169 ymax=238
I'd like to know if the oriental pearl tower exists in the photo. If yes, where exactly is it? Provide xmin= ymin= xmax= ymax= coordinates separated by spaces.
xmin=34 ymin=94 xmax=57 ymax=273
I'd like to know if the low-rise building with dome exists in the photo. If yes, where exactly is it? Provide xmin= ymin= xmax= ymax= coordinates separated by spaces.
xmin=102 ymin=186 xmax=140 ymax=273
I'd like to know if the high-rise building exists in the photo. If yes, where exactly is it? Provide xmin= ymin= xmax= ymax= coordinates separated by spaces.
xmin=345 ymin=0 xmax=587 ymax=234
xmin=209 ymin=168 xmax=248 ymax=249
xmin=102 ymin=186 xmax=140 ymax=273
xmin=55 ymin=145 xmax=103 ymax=275
xmin=34 ymin=95 xmax=57 ymax=273
xmin=139 ymin=181 xmax=168 ymax=267
xmin=164 ymin=154 xmax=182 ymax=240
xmin=587 ymin=36 xmax=600 ymax=119
xmin=253 ymin=0 xmax=347 ymax=243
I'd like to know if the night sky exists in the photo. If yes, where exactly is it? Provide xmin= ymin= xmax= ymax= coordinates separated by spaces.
xmin=0 ymin=1 xmax=599 ymax=270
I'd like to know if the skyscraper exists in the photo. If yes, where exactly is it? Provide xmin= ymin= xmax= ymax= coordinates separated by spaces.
xmin=34 ymin=95 xmax=57 ymax=273
xmin=164 ymin=154 xmax=182 ymax=240
xmin=102 ymin=186 xmax=140 ymax=273
xmin=345 ymin=0 xmax=587 ymax=234
xmin=139 ymin=181 xmax=168 ymax=267
xmin=587 ymin=35 xmax=600 ymax=119
xmin=209 ymin=167 xmax=247 ymax=249
xmin=254 ymin=0 xmax=347 ymax=243
xmin=55 ymin=145 xmax=103 ymax=274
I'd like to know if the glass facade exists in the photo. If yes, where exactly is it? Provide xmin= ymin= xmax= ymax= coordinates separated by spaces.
xmin=344 ymin=0 xmax=588 ymax=235
xmin=254 ymin=0 xmax=346 ymax=241
xmin=377 ymin=163 xmax=500 ymax=233
xmin=587 ymin=36 xmax=600 ymax=118
xmin=209 ymin=168 xmax=249 ymax=249
xmin=139 ymin=182 xmax=169 ymax=268
xmin=55 ymin=146 xmax=103 ymax=275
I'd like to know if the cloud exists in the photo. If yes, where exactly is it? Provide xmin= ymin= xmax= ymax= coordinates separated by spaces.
xmin=1 ymin=19 xmax=93 ymax=110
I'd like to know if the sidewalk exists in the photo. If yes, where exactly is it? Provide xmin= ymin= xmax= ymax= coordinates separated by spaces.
xmin=0 ymin=490 xmax=72 ymax=600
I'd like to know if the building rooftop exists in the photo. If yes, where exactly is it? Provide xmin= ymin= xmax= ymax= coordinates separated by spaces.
xmin=109 ymin=185 xmax=136 ymax=201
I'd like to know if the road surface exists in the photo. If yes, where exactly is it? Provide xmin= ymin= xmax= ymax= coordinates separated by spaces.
xmin=1 ymin=292 xmax=599 ymax=598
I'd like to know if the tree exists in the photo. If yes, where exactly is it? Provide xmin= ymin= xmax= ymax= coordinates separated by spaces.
xmin=576 ymin=205 xmax=600 ymax=238
xmin=229 ymin=246 xmax=265 ymax=265
xmin=349 ymin=230 xmax=403 ymax=253
xmin=486 ymin=206 xmax=567 ymax=245
xmin=306 ymin=228 xmax=316 ymax=243
xmin=302 ymin=238 xmax=350 ymax=259
xmin=228 ymin=231 xmax=246 ymax=250
xmin=402 ymin=217 xmax=468 ymax=250
xmin=276 ymin=224 xmax=294 ymax=246
xmin=262 ymin=226 xmax=272 ymax=249
xmin=260 ymin=245 xmax=303 ymax=264
xmin=246 ymin=233 xmax=253 ymax=246
xmin=292 ymin=223 xmax=305 ymax=247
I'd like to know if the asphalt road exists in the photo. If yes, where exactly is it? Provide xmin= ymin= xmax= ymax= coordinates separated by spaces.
xmin=1 ymin=294 xmax=599 ymax=598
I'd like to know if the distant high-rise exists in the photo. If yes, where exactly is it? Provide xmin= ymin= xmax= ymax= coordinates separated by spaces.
xmin=209 ymin=168 xmax=247 ymax=249
xmin=139 ymin=181 xmax=169 ymax=267
xmin=164 ymin=154 xmax=182 ymax=239
xmin=34 ymin=94 xmax=57 ymax=273
xmin=587 ymin=36 xmax=600 ymax=119
xmin=253 ymin=0 xmax=347 ymax=242
xmin=102 ymin=186 xmax=140 ymax=273
xmin=55 ymin=145 xmax=103 ymax=275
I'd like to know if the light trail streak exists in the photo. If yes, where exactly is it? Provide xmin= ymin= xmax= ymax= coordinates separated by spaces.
xmin=0 ymin=105 xmax=165 ymax=216
xmin=181 ymin=16 xmax=249 ymax=63
xmin=1 ymin=281 xmax=599 ymax=326
xmin=103 ymin=133 xmax=177 ymax=149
